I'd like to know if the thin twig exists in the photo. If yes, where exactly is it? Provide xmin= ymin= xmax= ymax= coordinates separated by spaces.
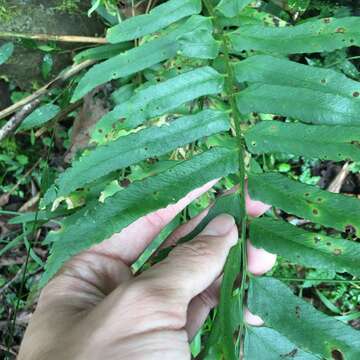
xmin=272 ymin=276 xmax=360 ymax=284
xmin=0 ymin=59 xmax=96 ymax=123
xmin=0 ymin=31 xmax=107 ymax=44
xmin=327 ymin=162 xmax=350 ymax=193
xmin=18 ymin=193 xmax=41 ymax=213
xmin=0 ymin=158 xmax=41 ymax=204
xmin=0 ymin=100 xmax=41 ymax=142
xmin=145 ymin=0 xmax=152 ymax=13
xmin=0 ymin=344 xmax=17 ymax=357
xmin=0 ymin=264 xmax=24 ymax=296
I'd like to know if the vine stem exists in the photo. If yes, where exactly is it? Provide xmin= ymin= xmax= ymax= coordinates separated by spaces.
xmin=202 ymin=0 xmax=248 ymax=352
xmin=0 ymin=31 xmax=107 ymax=44
xmin=272 ymin=277 xmax=360 ymax=284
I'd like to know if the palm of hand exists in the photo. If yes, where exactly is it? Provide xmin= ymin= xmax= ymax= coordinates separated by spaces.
xmin=19 ymin=182 xmax=276 ymax=360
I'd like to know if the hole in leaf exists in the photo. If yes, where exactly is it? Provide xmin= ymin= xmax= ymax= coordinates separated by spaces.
xmin=353 ymin=91 xmax=359 ymax=97
xmin=120 ymin=179 xmax=131 ymax=188
xmin=331 ymin=349 xmax=344 ymax=360
xmin=333 ymin=248 xmax=342 ymax=256
xmin=345 ymin=224 xmax=356 ymax=234
xmin=335 ymin=27 xmax=346 ymax=33
xmin=314 ymin=236 xmax=321 ymax=243
xmin=251 ymin=141 xmax=257 ymax=146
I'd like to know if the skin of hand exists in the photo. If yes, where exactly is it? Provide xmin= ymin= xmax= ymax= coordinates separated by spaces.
xmin=18 ymin=181 xmax=276 ymax=360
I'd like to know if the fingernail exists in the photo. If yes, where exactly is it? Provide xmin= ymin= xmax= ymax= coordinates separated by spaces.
xmin=244 ymin=307 xmax=264 ymax=326
xmin=202 ymin=214 xmax=236 ymax=236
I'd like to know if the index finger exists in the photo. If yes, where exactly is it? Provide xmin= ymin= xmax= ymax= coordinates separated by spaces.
xmin=91 ymin=179 xmax=218 ymax=265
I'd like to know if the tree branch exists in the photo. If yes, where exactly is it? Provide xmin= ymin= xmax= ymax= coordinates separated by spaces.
xmin=0 ymin=100 xmax=41 ymax=142
xmin=0 ymin=59 xmax=95 ymax=121
xmin=0 ymin=59 xmax=96 ymax=141
xmin=0 ymin=31 xmax=107 ymax=44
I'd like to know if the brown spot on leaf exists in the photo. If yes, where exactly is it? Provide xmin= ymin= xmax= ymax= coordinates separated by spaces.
xmin=333 ymin=248 xmax=342 ymax=256
xmin=312 ymin=208 xmax=319 ymax=215
xmin=280 ymin=349 xmax=298 ymax=358
xmin=331 ymin=349 xmax=344 ymax=360
xmin=295 ymin=305 xmax=301 ymax=319
xmin=320 ymin=79 xmax=327 ymax=84
xmin=323 ymin=18 xmax=331 ymax=23
xmin=353 ymin=91 xmax=360 ymax=97
xmin=326 ymin=242 xmax=332 ymax=246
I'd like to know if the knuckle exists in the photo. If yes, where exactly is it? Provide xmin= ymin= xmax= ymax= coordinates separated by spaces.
xmin=144 ymin=210 xmax=167 ymax=229
xmin=174 ymin=237 xmax=218 ymax=262
xmin=124 ymin=280 xmax=187 ymax=329
xmin=198 ymin=288 xmax=218 ymax=309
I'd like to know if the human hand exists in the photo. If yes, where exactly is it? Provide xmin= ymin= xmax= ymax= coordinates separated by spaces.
xmin=19 ymin=181 xmax=276 ymax=360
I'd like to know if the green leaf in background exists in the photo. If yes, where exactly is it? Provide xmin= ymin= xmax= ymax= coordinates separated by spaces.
xmin=90 ymin=0 xmax=118 ymax=25
xmin=248 ymin=172 xmax=360 ymax=235
xmin=92 ymin=66 xmax=224 ymax=143
xmin=229 ymin=17 xmax=360 ymax=54
xmin=42 ymin=109 xmax=230 ymax=205
xmin=73 ymin=43 xmax=132 ymax=63
xmin=233 ymin=55 xmax=360 ymax=99
xmin=245 ymin=121 xmax=360 ymax=162
xmin=236 ymin=84 xmax=360 ymax=126
xmin=18 ymin=104 xmax=60 ymax=130
xmin=110 ymin=83 xmax=136 ymax=105
xmin=248 ymin=277 xmax=360 ymax=359
xmin=287 ymin=0 xmax=310 ymax=12
xmin=215 ymin=0 xmax=253 ymax=17
xmin=72 ymin=15 xmax=214 ymax=101
xmin=41 ymin=53 xmax=53 ymax=79
xmin=107 ymin=0 xmax=201 ymax=43
xmin=177 ymin=29 xmax=220 ymax=59
xmin=250 ymin=217 xmax=360 ymax=277
xmin=245 ymin=326 xmax=319 ymax=360
xmin=40 ymin=147 xmax=238 ymax=286
xmin=0 ymin=42 xmax=14 ymax=65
